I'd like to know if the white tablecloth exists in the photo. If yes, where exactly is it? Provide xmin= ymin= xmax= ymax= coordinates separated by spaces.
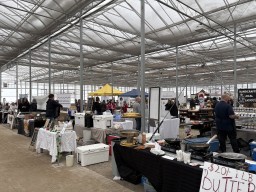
xmin=113 ymin=120 xmax=133 ymax=130
xmin=150 ymin=118 xmax=180 ymax=139
xmin=36 ymin=128 xmax=77 ymax=162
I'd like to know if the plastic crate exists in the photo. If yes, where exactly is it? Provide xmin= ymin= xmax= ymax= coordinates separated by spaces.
xmin=249 ymin=141 xmax=256 ymax=156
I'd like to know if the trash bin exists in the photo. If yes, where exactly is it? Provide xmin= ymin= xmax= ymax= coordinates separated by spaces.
xmin=66 ymin=155 xmax=74 ymax=167
xmin=17 ymin=118 xmax=24 ymax=135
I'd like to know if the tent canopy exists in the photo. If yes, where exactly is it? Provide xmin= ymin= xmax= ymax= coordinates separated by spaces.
xmin=120 ymin=89 xmax=149 ymax=98
xmin=88 ymin=84 xmax=123 ymax=96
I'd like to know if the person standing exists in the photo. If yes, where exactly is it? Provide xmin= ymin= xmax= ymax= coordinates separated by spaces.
xmin=133 ymin=97 xmax=141 ymax=131
xmin=46 ymin=94 xmax=63 ymax=122
xmin=19 ymin=98 xmax=30 ymax=112
xmin=30 ymin=99 xmax=37 ymax=112
xmin=214 ymin=94 xmax=240 ymax=153
xmin=92 ymin=96 xmax=102 ymax=115
xmin=169 ymin=99 xmax=178 ymax=117
xmin=122 ymin=100 xmax=128 ymax=113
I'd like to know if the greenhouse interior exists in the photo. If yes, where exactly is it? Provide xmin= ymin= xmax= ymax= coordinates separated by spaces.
xmin=0 ymin=1 xmax=256 ymax=192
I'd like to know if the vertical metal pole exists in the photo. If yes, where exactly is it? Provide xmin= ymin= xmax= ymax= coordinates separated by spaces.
xmin=140 ymin=0 xmax=146 ymax=132
xmin=16 ymin=63 xmax=18 ymax=101
xmin=48 ymin=39 xmax=51 ymax=94
xmin=246 ymin=65 xmax=249 ymax=89
xmin=37 ymin=77 xmax=39 ymax=96
xmin=185 ymin=64 xmax=188 ymax=103
xmin=25 ymin=81 xmax=27 ymax=97
xmin=221 ymin=63 xmax=223 ymax=95
xmin=111 ymin=62 xmax=114 ymax=101
xmin=0 ymin=69 xmax=2 ymax=102
xmin=29 ymin=50 xmax=32 ymax=102
xmin=63 ymin=71 xmax=65 ymax=93
xmin=137 ymin=56 xmax=141 ymax=95
xmin=233 ymin=23 xmax=237 ymax=106
xmin=175 ymin=46 xmax=179 ymax=109
xmin=53 ymin=71 xmax=55 ymax=93
xmin=79 ymin=13 xmax=84 ymax=112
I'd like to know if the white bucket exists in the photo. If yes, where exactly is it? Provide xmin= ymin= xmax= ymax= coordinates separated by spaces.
xmin=66 ymin=155 xmax=74 ymax=167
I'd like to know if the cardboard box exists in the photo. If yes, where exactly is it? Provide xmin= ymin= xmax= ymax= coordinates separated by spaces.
xmin=76 ymin=143 xmax=109 ymax=166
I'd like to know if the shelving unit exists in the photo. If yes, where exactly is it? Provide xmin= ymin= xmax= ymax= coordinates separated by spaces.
xmin=234 ymin=107 xmax=256 ymax=130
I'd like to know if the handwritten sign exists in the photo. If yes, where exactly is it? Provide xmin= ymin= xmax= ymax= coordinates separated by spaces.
xmin=200 ymin=162 xmax=256 ymax=192
xmin=238 ymin=89 xmax=256 ymax=103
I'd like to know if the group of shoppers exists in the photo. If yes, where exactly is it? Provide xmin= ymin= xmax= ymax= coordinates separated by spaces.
xmin=17 ymin=98 xmax=37 ymax=112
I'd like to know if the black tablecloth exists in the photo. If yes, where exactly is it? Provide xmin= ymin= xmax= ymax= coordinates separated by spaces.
xmin=113 ymin=142 xmax=203 ymax=192
xmin=28 ymin=119 xmax=46 ymax=137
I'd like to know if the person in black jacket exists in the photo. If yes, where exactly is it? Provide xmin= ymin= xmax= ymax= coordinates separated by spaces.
xmin=46 ymin=94 xmax=63 ymax=120
xmin=30 ymin=99 xmax=37 ymax=112
xmin=19 ymin=98 xmax=30 ymax=112
xmin=92 ymin=96 xmax=102 ymax=115
xmin=165 ymin=99 xmax=178 ymax=117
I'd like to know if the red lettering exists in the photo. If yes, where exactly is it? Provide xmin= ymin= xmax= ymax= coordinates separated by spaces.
xmin=221 ymin=167 xmax=227 ymax=175
xmin=226 ymin=168 xmax=231 ymax=177
xmin=248 ymin=174 xmax=253 ymax=183
xmin=248 ymin=182 xmax=256 ymax=192
xmin=208 ymin=163 xmax=214 ymax=172
xmin=222 ymin=177 xmax=232 ymax=192
xmin=202 ymin=169 xmax=212 ymax=190
xmin=242 ymin=172 xmax=247 ymax=182
xmin=237 ymin=181 xmax=245 ymax=192
xmin=215 ymin=164 xmax=220 ymax=173
xmin=230 ymin=180 xmax=238 ymax=192
xmin=212 ymin=179 xmax=220 ymax=192
xmin=235 ymin=170 xmax=239 ymax=179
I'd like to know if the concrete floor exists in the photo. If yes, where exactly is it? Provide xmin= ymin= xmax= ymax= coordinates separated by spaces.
xmin=0 ymin=125 xmax=143 ymax=192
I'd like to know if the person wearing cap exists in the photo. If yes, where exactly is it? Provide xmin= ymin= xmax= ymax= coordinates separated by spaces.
xmin=214 ymin=94 xmax=240 ymax=153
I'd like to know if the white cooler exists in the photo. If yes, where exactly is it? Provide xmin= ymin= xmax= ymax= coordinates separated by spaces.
xmin=75 ymin=113 xmax=85 ymax=127
xmin=93 ymin=115 xmax=113 ymax=129
xmin=76 ymin=143 xmax=109 ymax=166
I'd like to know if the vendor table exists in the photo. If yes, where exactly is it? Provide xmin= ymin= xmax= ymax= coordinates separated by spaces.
xmin=149 ymin=118 xmax=180 ymax=139
xmin=211 ymin=126 xmax=256 ymax=142
xmin=113 ymin=141 xmax=202 ymax=192
xmin=36 ymin=128 xmax=77 ymax=163
xmin=91 ymin=128 xmax=119 ymax=143
xmin=113 ymin=120 xmax=133 ymax=130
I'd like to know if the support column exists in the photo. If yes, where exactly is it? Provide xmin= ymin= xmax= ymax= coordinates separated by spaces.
xmin=233 ymin=23 xmax=237 ymax=106
xmin=29 ymin=50 xmax=32 ymax=102
xmin=175 ymin=46 xmax=179 ymax=110
xmin=48 ymin=39 xmax=52 ymax=94
xmin=185 ymin=64 xmax=187 ymax=103
xmin=79 ymin=14 xmax=84 ymax=112
xmin=137 ymin=56 xmax=141 ymax=95
xmin=111 ymin=62 xmax=114 ymax=101
xmin=62 ymin=70 xmax=65 ymax=93
xmin=0 ymin=69 xmax=2 ymax=102
xmin=246 ymin=65 xmax=249 ymax=89
xmin=140 ymin=0 xmax=146 ymax=132
xmin=16 ymin=63 xmax=18 ymax=102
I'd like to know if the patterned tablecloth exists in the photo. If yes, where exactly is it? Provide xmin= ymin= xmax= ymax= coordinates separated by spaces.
xmin=36 ymin=128 xmax=77 ymax=163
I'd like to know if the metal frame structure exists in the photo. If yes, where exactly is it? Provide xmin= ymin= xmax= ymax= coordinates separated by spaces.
xmin=0 ymin=0 xmax=256 ymax=92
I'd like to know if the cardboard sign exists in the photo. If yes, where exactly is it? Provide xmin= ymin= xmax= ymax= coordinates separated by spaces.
xmin=200 ymin=162 xmax=256 ymax=192
xmin=238 ymin=89 xmax=256 ymax=103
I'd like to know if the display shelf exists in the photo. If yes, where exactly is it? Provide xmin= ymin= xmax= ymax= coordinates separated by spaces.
xmin=234 ymin=107 xmax=256 ymax=130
